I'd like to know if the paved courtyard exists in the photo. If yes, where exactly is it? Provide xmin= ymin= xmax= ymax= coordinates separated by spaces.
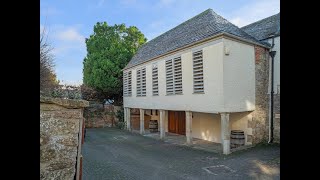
xmin=82 ymin=128 xmax=280 ymax=180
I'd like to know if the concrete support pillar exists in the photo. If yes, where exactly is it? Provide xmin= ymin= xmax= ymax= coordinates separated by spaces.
xmin=124 ymin=107 xmax=127 ymax=129
xmin=220 ymin=112 xmax=230 ymax=155
xmin=164 ymin=110 xmax=168 ymax=133
xmin=127 ymin=108 xmax=131 ymax=131
xmin=186 ymin=111 xmax=193 ymax=144
xmin=140 ymin=109 xmax=145 ymax=134
xmin=159 ymin=110 xmax=166 ymax=139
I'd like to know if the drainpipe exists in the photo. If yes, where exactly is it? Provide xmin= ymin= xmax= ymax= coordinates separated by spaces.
xmin=268 ymin=36 xmax=276 ymax=144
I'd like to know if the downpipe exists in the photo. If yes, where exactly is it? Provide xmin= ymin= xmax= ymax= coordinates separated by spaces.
xmin=268 ymin=36 xmax=276 ymax=144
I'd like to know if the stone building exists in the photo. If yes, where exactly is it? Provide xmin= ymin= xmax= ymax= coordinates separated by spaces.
xmin=242 ymin=13 xmax=280 ymax=143
xmin=122 ymin=9 xmax=279 ymax=154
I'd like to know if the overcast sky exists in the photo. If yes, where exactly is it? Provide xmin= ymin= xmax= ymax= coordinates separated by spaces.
xmin=40 ymin=0 xmax=280 ymax=85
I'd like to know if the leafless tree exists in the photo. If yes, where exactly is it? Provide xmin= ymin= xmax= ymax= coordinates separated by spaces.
xmin=40 ymin=26 xmax=57 ymax=93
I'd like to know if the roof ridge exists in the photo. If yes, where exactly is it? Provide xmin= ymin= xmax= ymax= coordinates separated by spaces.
xmin=144 ymin=8 xmax=213 ymax=44
xmin=207 ymin=9 xmax=265 ymax=45
xmin=126 ymin=8 xmax=270 ymax=69
xmin=241 ymin=12 xmax=280 ymax=29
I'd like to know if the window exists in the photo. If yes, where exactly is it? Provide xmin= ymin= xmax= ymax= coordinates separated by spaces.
xmin=127 ymin=71 xmax=132 ymax=96
xmin=166 ymin=59 xmax=174 ymax=95
xmin=123 ymin=71 xmax=128 ymax=96
xmin=174 ymin=57 xmax=182 ymax=94
xmin=123 ymin=70 xmax=132 ymax=97
xmin=193 ymin=50 xmax=204 ymax=93
xmin=152 ymin=64 xmax=159 ymax=96
xmin=136 ymin=67 xmax=146 ymax=97
xmin=166 ymin=56 xmax=183 ymax=95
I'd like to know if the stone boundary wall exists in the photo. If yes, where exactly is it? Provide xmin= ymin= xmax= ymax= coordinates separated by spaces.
xmin=40 ymin=97 xmax=89 ymax=180
xmin=84 ymin=103 xmax=121 ymax=128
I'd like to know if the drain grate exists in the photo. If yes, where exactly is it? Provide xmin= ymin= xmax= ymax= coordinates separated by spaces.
xmin=112 ymin=136 xmax=128 ymax=141
xmin=202 ymin=165 xmax=236 ymax=175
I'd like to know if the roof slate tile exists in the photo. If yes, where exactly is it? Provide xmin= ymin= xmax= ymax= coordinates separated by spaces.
xmin=125 ymin=9 xmax=269 ymax=69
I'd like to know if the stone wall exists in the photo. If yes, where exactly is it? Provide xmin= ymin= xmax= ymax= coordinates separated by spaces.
xmin=248 ymin=46 xmax=269 ymax=144
xmin=40 ymin=97 xmax=89 ymax=180
xmin=273 ymin=94 xmax=280 ymax=143
xmin=84 ymin=103 xmax=122 ymax=128
xmin=249 ymin=46 xmax=280 ymax=144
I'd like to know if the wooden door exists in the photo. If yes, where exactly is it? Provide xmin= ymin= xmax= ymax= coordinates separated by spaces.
xmin=168 ymin=111 xmax=176 ymax=133
xmin=168 ymin=111 xmax=186 ymax=135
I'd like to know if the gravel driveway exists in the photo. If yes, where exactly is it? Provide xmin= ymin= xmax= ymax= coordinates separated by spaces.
xmin=82 ymin=128 xmax=280 ymax=180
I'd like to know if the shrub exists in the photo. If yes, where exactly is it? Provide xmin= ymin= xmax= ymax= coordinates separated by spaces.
xmin=116 ymin=107 xmax=124 ymax=122
xmin=115 ymin=121 xmax=126 ymax=130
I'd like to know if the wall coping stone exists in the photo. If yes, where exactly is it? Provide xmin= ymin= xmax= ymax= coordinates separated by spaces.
xmin=40 ymin=96 xmax=89 ymax=109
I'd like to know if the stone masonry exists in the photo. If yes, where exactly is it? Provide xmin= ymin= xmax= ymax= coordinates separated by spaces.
xmin=40 ymin=97 xmax=89 ymax=180
xmin=84 ymin=103 xmax=121 ymax=128
xmin=249 ymin=46 xmax=280 ymax=144
xmin=248 ymin=46 xmax=270 ymax=144
xmin=273 ymin=94 xmax=280 ymax=143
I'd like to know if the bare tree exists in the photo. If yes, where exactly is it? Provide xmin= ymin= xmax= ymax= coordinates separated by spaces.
xmin=40 ymin=26 xmax=57 ymax=93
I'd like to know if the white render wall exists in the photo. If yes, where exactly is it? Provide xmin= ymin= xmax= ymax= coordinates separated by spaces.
xmin=191 ymin=111 xmax=251 ymax=144
xmin=222 ymin=38 xmax=256 ymax=112
xmin=124 ymin=37 xmax=256 ymax=113
xmin=230 ymin=112 xmax=252 ymax=145
xmin=124 ymin=39 xmax=224 ymax=113
xmin=192 ymin=112 xmax=221 ymax=143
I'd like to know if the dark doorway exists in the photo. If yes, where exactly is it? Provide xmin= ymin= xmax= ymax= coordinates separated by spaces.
xmin=168 ymin=111 xmax=186 ymax=135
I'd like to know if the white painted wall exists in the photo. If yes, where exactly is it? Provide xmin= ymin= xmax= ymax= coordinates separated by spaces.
xmin=124 ymin=39 xmax=225 ymax=113
xmin=124 ymin=37 xmax=256 ymax=113
xmin=267 ymin=36 xmax=280 ymax=94
xmin=230 ymin=112 xmax=252 ymax=145
xmin=223 ymin=38 xmax=255 ymax=112
xmin=189 ymin=111 xmax=252 ymax=145
xmin=192 ymin=112 xmax=221 ymax=143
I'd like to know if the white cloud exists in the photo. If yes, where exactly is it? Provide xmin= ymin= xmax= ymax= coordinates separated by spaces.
xmin=51 ymin=44 xmax=78 ymax=56
xmin=158 ymin=0 xmax=175 ymax=7
xmin=42 ymin=25 xmax=87 ymax=58
xmin=56 ymin=28 xmax=85 ymax=43
xmin=228 ymin=0 xmax=280 ymax=27
xmin=143 ymin=0 xmax=279 ymax=41
xmin=230 ymin=17 xmax=250 ymax=28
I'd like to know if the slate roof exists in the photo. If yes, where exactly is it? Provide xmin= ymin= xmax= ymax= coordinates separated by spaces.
xmin=241 ymin=13 xmax=280 ymax=41
xmin=125 ymin=9 xmax=269 ymax=69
